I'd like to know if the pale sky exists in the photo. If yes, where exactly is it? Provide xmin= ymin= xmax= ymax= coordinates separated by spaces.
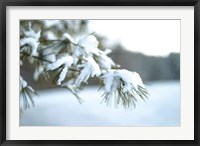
xmin=88 ymin=20 xmax=180 ymax=56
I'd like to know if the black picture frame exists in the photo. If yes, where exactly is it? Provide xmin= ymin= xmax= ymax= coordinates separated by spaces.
xmin=0 ymin=0 xmax=199 ymax=145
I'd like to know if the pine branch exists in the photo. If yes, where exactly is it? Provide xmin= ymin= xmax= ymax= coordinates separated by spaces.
xmin=20 ymin=21 xmax=149 ymax=109
xmin=21 ymin=52 xmax=52 ymax=63
xmin=20 ymin=52 xmax=80 ymax=72
xmin=40 ymin=39 xmax=83 ymax=48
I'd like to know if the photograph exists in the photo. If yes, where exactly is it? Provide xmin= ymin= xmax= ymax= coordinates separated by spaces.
xmin=19 ymin=19 xmax=180 ymax=127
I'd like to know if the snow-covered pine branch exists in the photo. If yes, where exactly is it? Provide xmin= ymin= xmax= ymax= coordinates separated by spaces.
xmin=20 ymin=76 xmax=37 ymax=110
xmin=20 ymin=23 xmax=41 ymax=59
xmin=46 ymin=54 xmax=73 ymax=85
xmin=100 ymin=69 xmax=148 ymax=108
xmin=20 ymin=21 xmax=148 ymax=110
xmin=75 ymin=57 xmax=101 ymax=86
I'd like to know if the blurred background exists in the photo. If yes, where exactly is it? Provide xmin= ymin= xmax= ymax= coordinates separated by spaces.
xmin=20 ymin=20 xmax=180 ymax=126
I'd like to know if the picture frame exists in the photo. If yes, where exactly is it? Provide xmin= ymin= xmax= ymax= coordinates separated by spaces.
xmin=0 ymin=0 xmax=199 ymax=145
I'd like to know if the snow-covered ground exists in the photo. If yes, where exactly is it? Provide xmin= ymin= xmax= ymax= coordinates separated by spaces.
xmin=20 ymin=81 xmax=180 ymax=126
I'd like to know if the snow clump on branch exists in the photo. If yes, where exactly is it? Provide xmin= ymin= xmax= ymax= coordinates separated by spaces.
xmin=46 ymin=54 xmax=73 ymax=85
xmin=75 ymin=57 xmax=101 ymax=86
xmin=20 ymin=76 xmax=37 ymax=110
xmin=101 ymin=69 xmax=148 ymax=108
xmin=72 ymin=35 xmax=116 ymax=86
xmin=73 ymin=35 xmax=115 ymax=70
xmin=20 ymin=22 xmax=41 ymax=57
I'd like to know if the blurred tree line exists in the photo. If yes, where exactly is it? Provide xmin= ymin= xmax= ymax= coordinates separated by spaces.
xmin=109 ymin=44 xmax=180 ymax=82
